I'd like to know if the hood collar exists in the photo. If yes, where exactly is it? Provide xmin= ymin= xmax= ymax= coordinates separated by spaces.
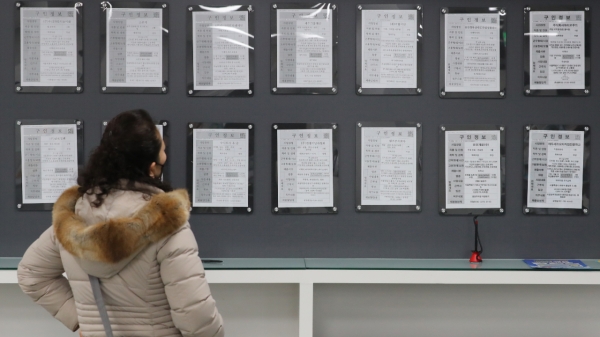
xmin=53 ymin=186 xmax=191 ymax=264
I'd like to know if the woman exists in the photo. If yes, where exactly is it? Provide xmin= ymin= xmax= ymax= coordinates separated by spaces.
xmin=17 ymin=110 xmax=224 ymax=337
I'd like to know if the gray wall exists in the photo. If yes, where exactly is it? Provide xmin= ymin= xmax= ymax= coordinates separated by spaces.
xmin=2 ymin=0 xmax=598 ymax=258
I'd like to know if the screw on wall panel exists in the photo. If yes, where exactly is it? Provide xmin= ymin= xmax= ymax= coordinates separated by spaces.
xmin=358 ymin=5 xmax=362 ymax=10
xmin=162 ymin=4 xmax=166 ymax=8
xmin=499 ymin=91 xmax=504 ymax=96
xmin=417 ymin=88 xmax=422 ymax=93
xmin=273 ymin=4 xmax=277 ymax=8
xmin=583 ymin=208 xmax=589 ymax=214
xmin=75 ymin=2 xmax=82 ymax=7
xmin=526 ymin=125 xmax=531 ymax=131
xmin=441 ymin=91 xmax=446 ymax=96
xmin=357 ymin=123 xmax=362 ymax=127
xmin=102 ymin=87 xmax=107 ymax=91
xmin=441 ymin=208 xmax=446 ymax=213
xmin=188 ymin=90 xmax=193 ymax=94
xmin=358 ymin=88 xmax=362 ymax=93
xmin=332 ymin=207 xmax=337 ymax=212
xmin=525 ymin=208 xmax=530 ymax=213
xmin=585 ymin=126 xmax=589 ymax=131
xmin=332 ymin=124 xmax=337 ymax=129
xmin=76 ymin=86 xmax=82 ymax=92
xmin=247 ymin=208 xmax=252 ymax=212
xmin=416 ymin=205 xmax=421 ymax=211
xmin=189 ymin=124 xmax=193 ymax=128
xmin=442 ymin=8 xmax=447 ymax=14
xmin=332 ymin=87 xmax=337 ymax=93
xmin=500 ymin=126 xmax=504 ymax=131
xmin=17 ymin=121 xmax=21 ymax=125
xmin=416 ymin=123 xmax=421 ymax=128
xmin=585 ymin=7 xmax=589 ymax=11
xmin=16 ymin=86 xmax=21 ymax=91
xmin=332 ymin=5 xmax=336 ymax=10
xmin=441 ymin=126 xmax=446 ymax=131
xmin=248 ymin=5 xmax=253 ymax=12
xmin=162 ymin=122 xmax=167 ymax=126
xmin=248 ymin=90 xmax=253 ymax=95
xmin=499 ymin=208 xmax=504 ymax=213
xmin=525 ymin=89 xmax=531 ymax=94
xmin=273 ymin=125 xmax=278 ymax=129
xmin=103 ymin=121 xmax=108 ymax=126
xmin=162 ymin=87 xmax=167 ymax=92
xmin=76 ymin=121 xmax=81 ymax=126
xmin=16 ymin=2 xmax=21 ymax=7
xmin=17 ymin=204 xmax=22 ymax=209
xmin=357 ymin=205 xmax=362 ymax=210
xmin=188 ymin=7 xmax=193 ymax=11
xmin=272 ymin=88 xmax=277 ymax=92
xmin=500 ymin=9 xmax=505 ymax=15
xmin=526 ymin=7 xmax=531 ymax=11
xmin=417 ymin=6 xmax=421 ymax=10
xmin=585 ymin=89 xmax=589 ymax=94
xmin=274 ymin=207 xmax=279 ymax=212
xmin=248 ymin=125 xmax=253 ymax=129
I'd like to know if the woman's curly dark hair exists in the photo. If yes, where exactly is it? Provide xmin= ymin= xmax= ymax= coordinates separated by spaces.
xmin=78 ymin=109 xmax=172 ymax=206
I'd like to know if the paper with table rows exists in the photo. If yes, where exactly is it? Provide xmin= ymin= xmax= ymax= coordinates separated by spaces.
xmin=361 ymin=10 xmax=418 ymax=89
xmin=193 ymin=11 xmax=250 ymax=90
xmin=277 ymin=8 xmax=333 ymax=88
xmin=21 ymin=8 xmax=77 ymax=87
xmin=21 ymin=124 xmax=78 ymax=204
xmin=278 ymin=129 xmax=333 ymax=208
xmin=445 ymin=130 xmax=501 ymax=209
xmin=444 ymin=13 xmax=500 ymax=92
xmin=106 ymin=8 xmax=163 ymax=87
xmin=527 ymin=130 xmax=584 ymax=209
xmin=361 ymin=127 xmax=417 ymax=205
xmin=193 ymin=129 xmax=249 ymax=207
xmin=529 ymin=11 xmax=585 ymax=90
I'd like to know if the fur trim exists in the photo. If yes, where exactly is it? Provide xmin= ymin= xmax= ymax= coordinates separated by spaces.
xmin=53 ymin=186 xmax=191 ymax=264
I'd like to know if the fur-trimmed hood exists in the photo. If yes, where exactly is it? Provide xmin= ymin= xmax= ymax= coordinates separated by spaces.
xmin=53 ymin=185 xmax=191 ymax=278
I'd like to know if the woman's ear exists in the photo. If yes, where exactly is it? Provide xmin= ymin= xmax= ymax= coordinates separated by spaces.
xmin=149 ymin=162 xmax=157 ymax=178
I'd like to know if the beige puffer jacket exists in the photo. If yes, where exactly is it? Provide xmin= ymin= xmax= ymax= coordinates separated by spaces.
xmin=17 ymin=184 xmax=224 ymax=337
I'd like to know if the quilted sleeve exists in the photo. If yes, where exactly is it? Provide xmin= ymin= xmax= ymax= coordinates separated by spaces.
xmin=157 ymin=225 xmax=224 ymax=337
xmin=17 ymin=227 xmax=79 ymax=331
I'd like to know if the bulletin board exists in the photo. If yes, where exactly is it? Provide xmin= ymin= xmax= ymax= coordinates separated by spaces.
xmin=2 ymin=0 xmax=599 ymax=259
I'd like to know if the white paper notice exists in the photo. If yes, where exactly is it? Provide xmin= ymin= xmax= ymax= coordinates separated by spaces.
xmin=155 ymin=124 xmax=163 ymax=138
xmin=21 ymin=125 xmax=78 ymax=204
xmin=193 ymin=11 xmax=250 ymax=90
xmin=445 ymin=130 xmax=501 ymax=209
xmin=21 ymin=8 xmax=77 ymax=87
xmin=362 ymin=10 xmax=418 ymax=89
xmin=106 ymin=8 xmax=162 ymax=87
xmin=192 ymin=129 xmax=249 ymax=207
xmin=529 ymin=11 xmax=585 ymax=90
xmin=278 ymin=129 xmax=333 ymax=208
xmin=277 ymin=8 xmax=333 ymax=88
xmin=361 ymin=127 xmax=417 ymax=205
xmin=527 ymin=130 xmax=584 ymax=209
xmin=445 ymin=13 xmax=500 ymax=92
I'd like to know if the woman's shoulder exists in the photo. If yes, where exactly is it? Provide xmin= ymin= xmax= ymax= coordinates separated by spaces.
xmin=155 ymin=222 xmax=198 ymax=260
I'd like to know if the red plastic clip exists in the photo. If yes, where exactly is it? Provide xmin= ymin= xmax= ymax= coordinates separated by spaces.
xmin=469 ymin=251 xmax=482 ymax=263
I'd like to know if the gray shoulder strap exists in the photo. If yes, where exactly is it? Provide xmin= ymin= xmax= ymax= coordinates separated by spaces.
xmin=89 ymin=275 xmax=114 ymax=337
